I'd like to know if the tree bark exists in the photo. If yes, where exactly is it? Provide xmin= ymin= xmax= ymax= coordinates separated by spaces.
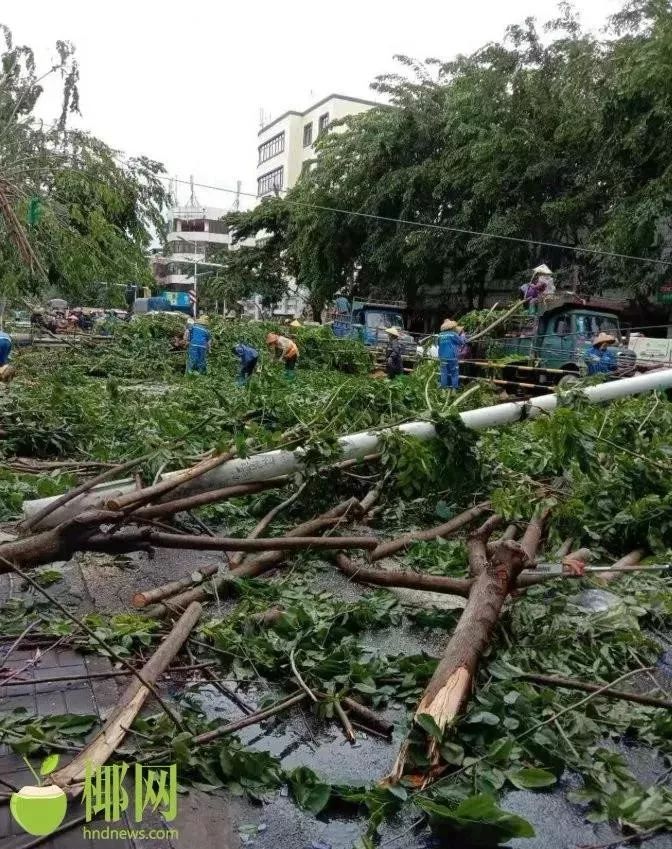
xmin=145 ymin=498 xmax=362 ymax=617
xmin=106 ymin=449 xmax=236 ymax=511
xmin=129 ymin=479 xmax=284 ymax=520
xmin=50 ymin=602 xmax=201 ymax=793
xmin=521 ymin=672 xmax=672 ymax=710
xmin=229 ymin=484 xmax=305 ymax=568
xmin=370 ymin=502 xmax=490 ymax=562
xmin=19 ymin=455 xmax=151 ymax=532
xmin=387 ymin=512 xmax=545 ymax=787
xmin=334 ymin=553 xmax=472 ymax=597
xmin=596 ymin=549 xmax=645 ymax=582
xmin=132 ymin=565 xmax=220 ymax=608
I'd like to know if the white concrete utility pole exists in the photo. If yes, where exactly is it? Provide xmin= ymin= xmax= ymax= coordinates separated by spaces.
xmin=22 ymin=369 xmax=672 ymax=528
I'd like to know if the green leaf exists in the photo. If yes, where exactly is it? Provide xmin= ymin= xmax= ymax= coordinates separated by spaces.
xmin=466 ymin=711 xmax=500 ymax=726
xmin=288 ymin=766 xmax=331 ymax=814
xmin=416 ymin=793 xmax=535 ymax=845
xmin=415 ymin=713 xmax=444 ymax=740
xmin=439 ymin=741 xmax=465 ymax=765
xmin=39 ymin=753 xmax=60 ymax=776
xmin=506 ymin=767 xmax=557 ymax=790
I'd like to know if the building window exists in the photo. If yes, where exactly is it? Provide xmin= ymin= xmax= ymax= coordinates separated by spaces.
xmin=258 ymin=131 xmax=285 ymax=165
xmin=207 ymin=219 xmax=229 ymax=234
xmin=257 ymin=166 xmax=284 ymax=197
xmin=177 ymin=218 xmax=205 ymax=233
xmin=303 ymin=122 xmax=313 ymax=147
xmin=318 ymin=112 xmax=329 ymax=136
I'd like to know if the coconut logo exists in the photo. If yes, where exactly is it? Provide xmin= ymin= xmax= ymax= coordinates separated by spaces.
xmin=10 ymin=754 xmax=67 ymax=836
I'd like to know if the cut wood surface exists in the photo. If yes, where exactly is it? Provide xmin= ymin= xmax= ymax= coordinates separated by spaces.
xmin=50 ymin=601 xmax=202 ymax=792
xmin=370 ymin=502 xmax=491 ymax=561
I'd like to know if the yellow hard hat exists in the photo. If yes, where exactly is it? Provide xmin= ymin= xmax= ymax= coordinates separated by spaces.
xmin=289 ymin=319 xmax=302 ymax=327
xmin=441 ymin=319 xmax=458 ymax=331
xmin=198 ymin=315 xmax=209 ymax=325
xmin=593 ymin=332 xmax=616 ymax=346
xmin=384 ymin=326 xmax=400 ymax=338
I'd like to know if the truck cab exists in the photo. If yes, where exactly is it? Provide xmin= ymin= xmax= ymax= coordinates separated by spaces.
xmin=465 ymin=295 xmax=637 ymax=391
xmin=331 ymin=300 xmax=415 ymax=352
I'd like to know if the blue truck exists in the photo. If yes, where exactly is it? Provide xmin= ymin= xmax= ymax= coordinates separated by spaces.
xmin=331 ymin=299 xmax=415 ymax=352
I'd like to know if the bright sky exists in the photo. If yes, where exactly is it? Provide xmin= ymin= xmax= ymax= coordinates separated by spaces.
xmin=3 ymin=0 xmax=619 ymax=212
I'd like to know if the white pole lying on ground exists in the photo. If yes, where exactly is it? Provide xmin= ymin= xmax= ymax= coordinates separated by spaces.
xmin=22 ymin=369 xmax=672 ymax=528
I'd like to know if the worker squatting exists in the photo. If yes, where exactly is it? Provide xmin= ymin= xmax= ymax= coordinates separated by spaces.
xmin=183 ymin=316 xmax=299 ymax=383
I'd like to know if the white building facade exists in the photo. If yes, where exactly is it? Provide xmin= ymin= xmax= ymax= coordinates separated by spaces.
xmin=256 ymin=93 xmax=380 ymax=198
xmin=161 ymin=206 xmax=236 ymax=288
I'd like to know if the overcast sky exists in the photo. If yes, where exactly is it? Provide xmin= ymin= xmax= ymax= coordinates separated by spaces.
xmin=4 ymin=0 xmax=619 ymax=212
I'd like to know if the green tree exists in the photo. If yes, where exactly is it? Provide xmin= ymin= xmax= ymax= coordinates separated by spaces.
xmin=227 ymin=1 xmax=672 ymax=319
xmin=0 ymin=24 xmax=170 ymax=304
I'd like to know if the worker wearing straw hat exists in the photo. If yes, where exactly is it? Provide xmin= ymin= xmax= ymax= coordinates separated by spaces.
xmin=584 ymin=331 xmax=617 ymax=375
xmin=383 ymin=326 xmax=403 ymax=379
xmin=437 ymin=318 xmax=463 ymax=389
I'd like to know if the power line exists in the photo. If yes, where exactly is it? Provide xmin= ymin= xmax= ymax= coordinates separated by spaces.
xmin=163 ymin=175 xmax=672 ymax=269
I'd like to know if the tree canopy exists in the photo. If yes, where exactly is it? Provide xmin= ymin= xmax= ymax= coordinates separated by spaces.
xmin=224 ymin=0 xmax=672 ymax=320
xmin=0 ymin=25 xmax=170 ymax=305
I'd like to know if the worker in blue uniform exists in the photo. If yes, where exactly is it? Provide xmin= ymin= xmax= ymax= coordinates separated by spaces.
xmin=233 ymin=343 xmax=259 ymax=385
xmin=0 ymin=330 xmax=11 ymax=366
xmin=185 ymin=315 xmax=211 ymax=374
xmin=584 ymin=332 xmax=617 ymax=376
xmin=437 ymin=318 xmax=463 ymax=389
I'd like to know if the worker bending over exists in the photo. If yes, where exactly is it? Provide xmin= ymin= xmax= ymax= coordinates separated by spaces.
xmin=584 ymin=332 xmax=617 ymax=376
xmin=383 ymin=326 xmax=403 ymax=379
xmin=185 ymin=315 xmax=211 ymax=374
xmin=437 ymin=319 xmax=463 ymax=389
xmin=233 ymin=343 xmax=259 ymax=385
xmin=0 ymin=330 xmax=11 ymax=366
xmin=266 ymin=332 xmax=299 ymax=380
xmin=0 ymin=329 xmax=13 ymax=383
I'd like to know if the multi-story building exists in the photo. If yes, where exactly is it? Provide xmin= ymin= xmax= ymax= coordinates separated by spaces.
xmin=256 ymin=93 xmax=381 ymax=198
xmin=161 ymin=205 xmax=236 ymax=288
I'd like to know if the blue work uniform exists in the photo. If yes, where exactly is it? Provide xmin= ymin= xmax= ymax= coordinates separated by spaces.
xmin=437 ymin=330 xmax=463 ymax=389
xmin=0 ymin=332 xmax=11 ymax=365
xmin=584 ymin=345 xmax=616 ymax=376
xmin=233 ymin=343 xmax=259 ymax=384
xmin=187 ymin=323 xmax=211 ymax=374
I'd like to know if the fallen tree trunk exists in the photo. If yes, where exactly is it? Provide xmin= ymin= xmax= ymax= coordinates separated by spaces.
xmin=19 ymin=454 xmax=152 ymax=532
xmin=370 ymin=502 xmax=491 ymax=562
xmin=50 ymin=601 xmax=201 ymax=793
xmin=387 ymin=513 xmax=543 ymax=787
